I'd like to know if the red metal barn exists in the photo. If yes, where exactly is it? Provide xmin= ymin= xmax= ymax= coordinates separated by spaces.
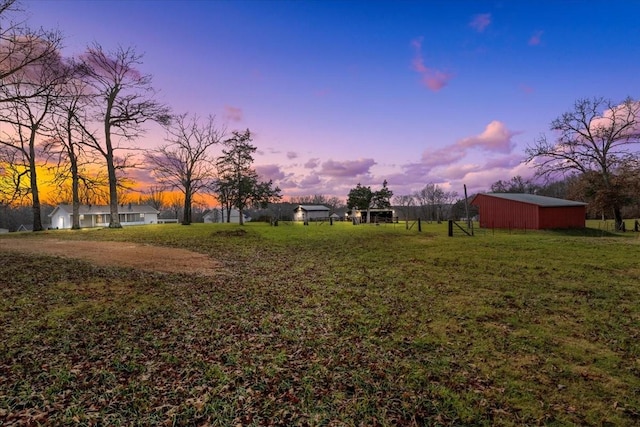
xmin=470 ymin=193 xmax=587 ymax=230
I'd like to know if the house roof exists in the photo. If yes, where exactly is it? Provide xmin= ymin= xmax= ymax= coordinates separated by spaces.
xmin=295 ymin=205 xmax=330 ymax=212
xmin=49 ymin=204 xmax=160 ymax=216
xmin=474 ymin=193 xmax=587 ymax=207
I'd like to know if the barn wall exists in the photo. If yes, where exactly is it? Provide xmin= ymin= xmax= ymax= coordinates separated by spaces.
xmin=294 ymin=209 xmax=329 ymax=221
xmin=476 ymin=196 xmax=539 ymax=229
xmin=539 ymin=206 xmax=585 ymax=229
xmin=473 ymin=195 xmax=586 ymax=230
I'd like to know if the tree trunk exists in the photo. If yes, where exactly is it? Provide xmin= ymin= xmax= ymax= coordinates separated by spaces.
xmin=28 ymin=133 xmax=43 ymax=232
xmin=105 ymin=134 xmax=121 ymax=228
xmin=104 ymin=92 xmax=121 ymax=228
xmin=183 ymin=187 xmax=192 ymax=225
xmin=70 ymin=155 xmax=81 ymax=229
xmin=614 ymin=205 xmax=624 ymax=231
xmin=106 ymin=154 xmax=121 ymax=228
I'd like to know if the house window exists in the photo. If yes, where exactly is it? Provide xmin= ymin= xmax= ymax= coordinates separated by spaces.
xmin=119 ymin=213 xmax=142 ymax=222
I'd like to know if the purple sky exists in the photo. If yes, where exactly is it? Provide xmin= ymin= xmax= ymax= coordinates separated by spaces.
xmin=25 ymin=0 xmax=640 ymax=200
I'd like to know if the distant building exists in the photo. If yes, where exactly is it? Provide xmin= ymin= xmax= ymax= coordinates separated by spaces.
xmin=48 ymin=204 xmax=159 ymax=229
xmin=203 ymin=208 xmax=251 ymax=224
xmin=347 ymin=208 xmax=396 ymax=224
xmin=470 ymin=193 xmax=587 ymax=229
xmin=293 ymin=205 xmax=330 ymax=222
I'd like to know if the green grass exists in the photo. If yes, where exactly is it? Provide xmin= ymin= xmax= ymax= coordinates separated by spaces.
xmin=1 ymin=222 xmax=640 ymax=425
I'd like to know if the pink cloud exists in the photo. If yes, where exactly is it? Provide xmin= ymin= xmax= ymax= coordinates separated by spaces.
xmin=421 ymin=145 xmax=465 ymax=168
xmin=128 ymin=167 xmax=156 ymax=187
xmin=411 ymin=37 xmax=453 ymax=92
xmin=255 ymin=164 xmax=286 ymax=181
xmin=319 ymin=158 xmax=376 ymax=177
xmin=482 ymin=154 xmax=524 ymax=170
xmin=470 ymin=13 xmax=491 ymax=33
xmin=304 ymin=158 xmax=320 ymax=169
xmin=223 ymin=105 xmax=243 ymax=122
xmin=299 ymin=174 xmax=322 ymax=187
xmin=380 ymin=171 xmax=428 ymax=188
xmin=393 ymin=120 xmax=523 ymax=195
xmin=456 ymin=120 xmax=518 ymax=153
xmin=528 ymin=31 xmax=543 ymax=46
xmin=440 ymin=163 xmax=480 ymax=180
xmin=591 ymin=99 xmax=640 ymax=135
xmin=402 ymin=162 xmax=434 ymax=179
xmin=286 ymin=151 xmax=298 ymax=160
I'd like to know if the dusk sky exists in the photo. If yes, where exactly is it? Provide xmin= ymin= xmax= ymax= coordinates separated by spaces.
xmin=25 ymin=0 xmax=640 ymax=201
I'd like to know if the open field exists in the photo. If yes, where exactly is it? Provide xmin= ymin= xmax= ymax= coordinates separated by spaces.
xmin=1 ymin=222 xmax=639 ymax=426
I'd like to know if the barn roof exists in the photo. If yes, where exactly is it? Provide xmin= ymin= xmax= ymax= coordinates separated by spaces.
xmin=475 ymin=193 xmax=587 ymax=207
xmin=295 ymin=205 xmax=330 ymax=211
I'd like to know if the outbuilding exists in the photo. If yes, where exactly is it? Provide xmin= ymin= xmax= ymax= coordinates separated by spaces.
xmin=293 ymin=205 xmax=330 ymax=222
xmin=470 ymin=193 xmax=587 ymax=230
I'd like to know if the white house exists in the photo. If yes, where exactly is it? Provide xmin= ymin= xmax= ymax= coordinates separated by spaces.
xmin=203 ymin=208 xmax=251 ymax=224
xmin=293 ymin=205 xmax=330 ymax=222
xmin=49 ymin=204 xmax=159 ymax=229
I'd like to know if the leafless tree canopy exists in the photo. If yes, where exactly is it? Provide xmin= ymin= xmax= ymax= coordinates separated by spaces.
xmin=77 ymin=43 xmax=170 ymax=227
xmin=289 ymin=194 xmax=345 ymax=212
xmin=1 ymin=1 xmax=63 ymax=99
xmin=0 ymin=29 xmax=67 ymax=230
xmin=526 ymin=97 xmax=640 ymax=228
xmin=146 ymin=113 xmax=223 ymax=225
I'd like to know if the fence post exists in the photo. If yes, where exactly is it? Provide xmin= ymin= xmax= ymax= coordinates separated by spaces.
xmin=448 ymin=220 xmax=453 ymax=237
xmin=418 ymin=218 xmax=422 ymax=232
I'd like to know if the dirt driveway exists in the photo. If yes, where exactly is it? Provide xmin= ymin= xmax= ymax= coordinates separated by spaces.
xmin=0 ymin=238 xmax=223 ymax=276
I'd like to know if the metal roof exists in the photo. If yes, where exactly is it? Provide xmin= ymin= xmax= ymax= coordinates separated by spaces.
xmin=481 ymin=193 xmax=587 ymax=207
xmin=295 ymin=205 xmax=330 ymax=211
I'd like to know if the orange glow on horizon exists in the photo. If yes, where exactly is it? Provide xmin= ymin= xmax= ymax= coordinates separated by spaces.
xmin=1 ymin=161 xmax=220 ymax=209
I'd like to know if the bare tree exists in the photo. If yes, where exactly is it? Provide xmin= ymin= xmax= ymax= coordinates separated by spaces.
xmin=413 ymin=183 xmax=457 ymax=222
xmin=490 ymin=175 xmax=538 ymax=194
xmin=139 ymin=185 xmax=166 ymax=211
xmin=1 ymin=0 xmax=63 ymax=98
xmin=290 ymin=194 xmax=344 ymax=213
xmin=290 ymin=194 xmax=328 ymax=205
xmin=44 ymin=61 xmax=100 ymax=228
xmin=77 ymin=43 xmax=170 ymax=228
xmin=526 ymin=97 xmax=640 ymax=230
xmin=0 ymin=43 xmax=67 ymax=231
xmin=0 ymin=145 xmax=24 ymax=205
xmin=166 ymin=193 xmax=183 ymax=221
xmin=146 ymin=114 xmax=223 ymax=225
xmin=393 ymin=194 xmax=415 ymax=226
xmin=414 ymin=184 xmax=433 ymax=221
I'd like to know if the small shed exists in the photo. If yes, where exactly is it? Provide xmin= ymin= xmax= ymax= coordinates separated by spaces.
xmin=293 ymin=205 xmax=330 ymax=222
xmin=470 ymin=193 xmax=586 ymax=230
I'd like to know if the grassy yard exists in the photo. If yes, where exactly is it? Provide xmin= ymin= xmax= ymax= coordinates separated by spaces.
xmin=1 ymin=222 xmax=639 ymax=426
